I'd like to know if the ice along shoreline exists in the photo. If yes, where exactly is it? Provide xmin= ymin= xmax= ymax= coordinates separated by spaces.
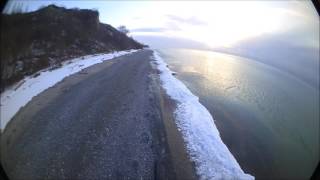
xmin=152 ymin=50 xmax=254 ymax=180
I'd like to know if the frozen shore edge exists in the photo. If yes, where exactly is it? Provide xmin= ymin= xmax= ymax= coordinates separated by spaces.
xmin=152 ymin=50 xmax=254 ymax=180
xmin=0 ymin=49 xmax=139 ymax=132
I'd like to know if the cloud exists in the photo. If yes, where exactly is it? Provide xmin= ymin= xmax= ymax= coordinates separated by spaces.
xmin=166 ymin=14 xmax=208 ymax=26
xmin=132 ymin=34 xmax=210 ymax=50
xmin=165 ymin=21 xmax=181 ymax=31
xmin=129 ymin=15 xmax=205 ymax=34
xmin=132 ymin=16 xmax=142 ymax=20
xmin=131 ymin=27 xmax=167 ymax=33
xmin=131 ymin=24 xmax=181 ymax=33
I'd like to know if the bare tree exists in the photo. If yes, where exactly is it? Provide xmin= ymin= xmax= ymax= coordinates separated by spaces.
xmin=118 ymin=25 xmax=129 ymax=35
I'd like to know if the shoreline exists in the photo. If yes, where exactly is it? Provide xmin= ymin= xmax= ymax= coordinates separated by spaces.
xmin=153 ymin=50 xmax=254 ymax=179
xmin=1 ymin=49 xmax=197 ymax=179
xmin=2 ymin=48 xmax=253 ymax=179
xmin=150 ymin=61 xmax=198 ymax=180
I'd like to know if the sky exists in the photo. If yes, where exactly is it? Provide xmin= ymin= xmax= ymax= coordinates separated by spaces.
xmin=2 ymin=0 xmax=319 ymax=89
xmin=3 ymin=0 xmax=319 ymax=49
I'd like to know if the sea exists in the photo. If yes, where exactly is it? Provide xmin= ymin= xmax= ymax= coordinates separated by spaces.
xmin=157 ymin=48 xmax=319 ymax=179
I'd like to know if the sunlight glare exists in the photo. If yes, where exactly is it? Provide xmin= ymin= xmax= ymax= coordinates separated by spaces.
xmin=127 ymin=1 xmax=310 ymax=48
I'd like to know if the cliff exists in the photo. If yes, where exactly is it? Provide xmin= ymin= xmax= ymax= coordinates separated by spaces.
xmin=1 ymin=5 xmax=145 ymax=91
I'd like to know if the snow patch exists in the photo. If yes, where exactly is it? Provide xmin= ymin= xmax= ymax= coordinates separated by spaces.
xmin=152 ymin=50 xmax=254 ymax=180
xmin=1 ymin=49 xmax=139 ymax=131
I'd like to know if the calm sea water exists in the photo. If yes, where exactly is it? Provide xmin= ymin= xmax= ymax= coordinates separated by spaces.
xmin=158 ymin=48 xmax=319 ymax=179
